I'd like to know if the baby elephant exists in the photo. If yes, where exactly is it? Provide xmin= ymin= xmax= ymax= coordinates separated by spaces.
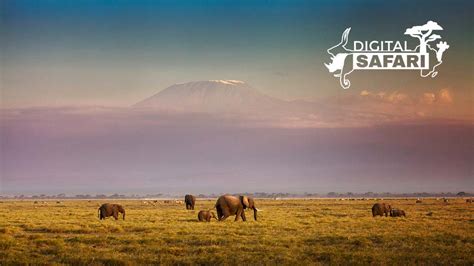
xmin=198 ymin=210 xmax=217 ymax=222
xmin=98 ymin=203 xmax=125 ymax=220
xmin=390 ymin=209 xmax=406 ymax=217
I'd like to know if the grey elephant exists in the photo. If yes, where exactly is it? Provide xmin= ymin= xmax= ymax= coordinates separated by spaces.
xmin=197 ymin=210 xmax=217 ymax=222
xmin=371 ymin=203 xmax=391 ymax=217
xmin=215 ymin=195 xmax=259 ymax=221
xmin=98 ymin=203 xmax=125 ymax=220
xmin=185 ymin=194 xmax=196 ymax=210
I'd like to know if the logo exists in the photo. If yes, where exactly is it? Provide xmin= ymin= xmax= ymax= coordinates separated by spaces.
xmin=325 ymin=21 xmax=449 ymax=89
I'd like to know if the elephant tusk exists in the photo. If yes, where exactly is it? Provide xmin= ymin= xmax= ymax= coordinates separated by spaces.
xmin=255 ymin=208 xmax=262 ymax=211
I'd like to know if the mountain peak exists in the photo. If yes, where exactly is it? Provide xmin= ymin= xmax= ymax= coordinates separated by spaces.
xmin=208 ymin=80 xmax=245 ymax=85
xmin=132 ymin=80 xmax=284 ymax=114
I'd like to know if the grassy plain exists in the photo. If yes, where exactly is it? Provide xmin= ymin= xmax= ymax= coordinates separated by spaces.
xmin=0 ymin=198 xmax=473 ymax=265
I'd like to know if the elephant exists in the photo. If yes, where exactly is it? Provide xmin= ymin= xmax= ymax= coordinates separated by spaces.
xmin=371 ymin=203 xmax=391 ymax=217
xmin=466 ymin=199 xmax=473 ymax=203
xmin=98 ymin=203 xmax=125 ymax=220
xmin=215 ymin=195 xmax=259 ymax=221
xmin=185 ymin=194 xmax=196 ymax=210
xmin=197 ymin=210 xmax=217 ymax=222
xmin=390 ymin=209 xmax=406 ymax=217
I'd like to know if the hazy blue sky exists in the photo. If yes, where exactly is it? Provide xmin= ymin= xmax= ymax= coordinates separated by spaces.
xmin=2 ymin=0 xmax=473 ymax=106
xmin=1 ymin=0 xmax=473 ymax=195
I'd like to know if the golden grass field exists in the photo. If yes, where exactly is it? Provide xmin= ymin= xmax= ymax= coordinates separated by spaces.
xmin=1 ymin=198 xmax=473 ymax=265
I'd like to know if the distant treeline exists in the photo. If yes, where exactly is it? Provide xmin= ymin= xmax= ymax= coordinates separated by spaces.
xmin=1 ymin=191 xmax=472 ymax=199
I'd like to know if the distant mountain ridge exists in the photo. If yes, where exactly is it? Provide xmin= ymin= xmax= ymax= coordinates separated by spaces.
xmin=133 ymin=80 xmax=289 ymax=114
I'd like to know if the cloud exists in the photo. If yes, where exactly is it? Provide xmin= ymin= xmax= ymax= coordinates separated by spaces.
xmin=0 ymin=88 xmax=467 ymax=134
xmin=421 ymin=93 xmax=436 ymax=104
xmin=360 ymin=88 xmax=454 ymax=106
xmin=419 ymin=89 xmax=453 ymax=105
xmin=2 ymin=107 xmax=473 ymax=194
xmin=345 ymin=88 xmax=468 ymax=125
xmin=438 ymin=89 xmax=453 ymax=104
xmin=359 ymin=90 xmax=411 ymax=104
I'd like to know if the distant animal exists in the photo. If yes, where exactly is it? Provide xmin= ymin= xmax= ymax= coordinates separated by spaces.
xmin=164 ymin=200 xmax=171 ymax=203
xmin=466 ymin=199 xmax=473 ymax=203
xmin=197 ymin=210 xmax=217 ymax=222
xmin=215 ymin=195 xmax=259 ymax=221
xmin=390 ymin=209 xmax=406 ymax=217
xmin=98 ymin=203 xmax=125 ymax=220
xmin=56 ymin=201 xmax=61 ymax=204
xmin=443 ymin=198 xmax=449 ymax=203
xmin=34 ymin=201 xmax=38 ymax=204
xmin=185 ymin=194 xmax=196 ymax=210
xmin=371 ymin=203 xmax=391 ymax=217
xmin=416 ymin=199 xmax=422 ymax=203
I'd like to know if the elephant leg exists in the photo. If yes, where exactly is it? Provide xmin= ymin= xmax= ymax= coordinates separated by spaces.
xmin=241 ymin=211 xmax=247 ymax=221
xmin=216 ymin=206 xmax=223 ymax=219
xmin=234 ymin=209 xmax=243 ymax=221
xmin=113 ymin=210 xmax=118 ymax=220
xmin=219 ymin=209 xmax=231 ymax=221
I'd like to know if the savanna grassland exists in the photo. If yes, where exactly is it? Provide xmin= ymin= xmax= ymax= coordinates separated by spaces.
xmin=0 ymin=198 xmax=473 ymax=265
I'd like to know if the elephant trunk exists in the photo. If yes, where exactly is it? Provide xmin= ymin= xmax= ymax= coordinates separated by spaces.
xmin=122 ymin=211 xmax=125 ymax=220
xmin=253 ymin=208 xmax=257 ymax=221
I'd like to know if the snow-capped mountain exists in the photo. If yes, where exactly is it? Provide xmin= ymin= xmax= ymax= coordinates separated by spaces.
xmin=133 ymin=80 xmax=287 ymax=114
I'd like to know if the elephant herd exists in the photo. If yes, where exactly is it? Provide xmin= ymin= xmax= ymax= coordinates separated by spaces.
xmin=98 ymin=194 xmax=260 ymax=222
xmin=371 ymin=203 xmax=406 ymax=217
xmin=97 ymin=197 xmax=407 ymax=222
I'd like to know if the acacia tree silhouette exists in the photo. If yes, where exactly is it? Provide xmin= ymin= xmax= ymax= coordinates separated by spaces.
xmin=404 ymin=21 xmax=443 ymax=54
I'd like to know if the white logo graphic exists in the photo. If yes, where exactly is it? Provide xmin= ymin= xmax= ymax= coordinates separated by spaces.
xmin=325 ymin=21 xmax=449 ymax=89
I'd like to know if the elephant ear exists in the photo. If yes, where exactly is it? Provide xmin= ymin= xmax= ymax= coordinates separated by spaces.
xmin=240 ymin=196 xmax=249 ymax=209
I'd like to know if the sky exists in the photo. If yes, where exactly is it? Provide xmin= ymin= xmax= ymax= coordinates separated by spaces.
xmin=1 ymin=0 xmax=473 ymax=106
xmin=1 ymin=0 xmax=473 ymax=195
